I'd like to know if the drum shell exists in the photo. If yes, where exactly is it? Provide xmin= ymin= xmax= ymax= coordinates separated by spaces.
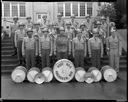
xmin=84 ymin=72 xmax=94 ymax=84
xmin=53 ymin=59 xmax=75 ymax=82
xmin=34 ymin=73 xmax=45 ymax=84
xmin=101 ymin=65 xmax=117 ymax=82
xmin=27 ymin=67 xmax=40 ymax=82
xmin=88 ymin=67 xmax=102 ymax=82
xmin=11 ymin=66 xmax=27 ymax=83
xmin=42 ymin=67 xmax=53 ymax=82
xmin=75 ymin=67 xmax=86 ymax=82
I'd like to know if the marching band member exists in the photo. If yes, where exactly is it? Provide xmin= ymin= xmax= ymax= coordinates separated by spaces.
xmin=72 ymin=29 xmax=87 ymax=68
xmin=40 ymin=14 xmax=49 ymax=27
xmin=106 ymin=27 xmax=122 ymax=73
xmin=15 ymin=22 xmax=26 ymax=65
xmin=22 ymin=28 xmax=37 ymax=70
xmin=85 ymin=14 xmax=93 ymax=38
xmin=88 ymin=28 xmax=103 ymax=69
xmin=39 ymin=28 xmax=53 ymax=68
xmin=54 ymin=27 xmax=71 ymax=60
xmin=33 ymin=21 xmax=41 ymax=37
xmin=55 ymin=13 xmax=65 ymax=28
xmin=70 ymin=14 xmax=79 ymax=29
xmin=25 ymin=16 xmax=33 ymax=30
xmin=10 ymin=16 xmax=19 ymax=56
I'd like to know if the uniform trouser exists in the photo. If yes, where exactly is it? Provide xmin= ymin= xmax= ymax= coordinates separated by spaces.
xmin=41 ymin=49 xmax=50 ymax=69
xmin=25 ymin=49 xmax=35 ymax=70
xmin=91 ymin=49 xmax=101 ymax=69
xmin=17 ymin=40 xmax=23 ymax=61
xmin=11 ymin=33 xmax=15 ymax=47
xmin=109 ymin=49 xmax=120 ymax=72
xmin=74 ymin=50 xmax=84 ymax=68
xmin=57 ymin=52 xmax=68 ymax=60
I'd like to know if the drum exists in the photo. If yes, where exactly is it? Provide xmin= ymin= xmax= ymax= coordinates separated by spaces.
xmin=11 ymin=66 xmax=27 ymax=83
xmin=27 ymin=67 xmax=40 ymax=82
xmin=88 ymin=67 xmax=102 ymax=82
xmin=42 ymin=67 xmax=53 ymax=82
xmin=84 ymin=72 xmax=94 ymax=84
xmin=53 ymin=59 xmax=75 ymax=82
xmin=101 ymin=65 xmax=117 ymax=82
xmin=34 ymin=73 xmax=45 ymax=84
xmin=75 ymin=67 xmax=86 ymax=82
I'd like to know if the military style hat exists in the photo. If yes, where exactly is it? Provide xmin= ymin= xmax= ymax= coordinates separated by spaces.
xmin=85 ymin=14 xmax=90 ymax=18
xmin=27 ymin=28 xmax=33 ymax=33
xmin=110 ymin=22 xmax=115 ymax=26
xmin=19 ymin=22 xmax=25 ymax=26
xmin=57 ymin=13 xmax=62 ymax=17
xmin=43 ymin=27 xmax=49 ymax=32
xmin=13 ymin=16 xmax=19 ymax=20
xmin=80 ymin=22 xmax=86 ymax=27
xmin=101 ymin=16 xmax=106 ymax=20
xmin=59 ymin=27 xmax=65 ymax=31
xmin=66 ymin=21 xmax=71 ymax=25
xmin=92 ymin=28 xmax=99 ymax=34
xmin=26 ymin=16 xmax=32 ymax=19
xmin=96 ymin=20 xmax=101 ymax=25
xmin=71 ymin=14 xmax=76 ymax=18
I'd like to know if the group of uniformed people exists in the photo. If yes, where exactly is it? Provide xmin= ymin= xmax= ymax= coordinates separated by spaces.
xmin=8 ymin=13 xmax=122 ymax=73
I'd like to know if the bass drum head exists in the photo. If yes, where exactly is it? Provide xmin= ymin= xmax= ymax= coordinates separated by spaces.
xmin=42 ymin=70 xmax=53 ymax=82
xmin=34 ymin=73 xmax=45 ymax=84
xmin=75 ymin=70 xmax=86 ymax=82
xmin=53 ymin=59 xmax=75 ymax=82
xmin=91 ymin=70 xmax=102 ymax=82
xmin=104 ymin=69 xmax=117 ymax=82
xmin=11 ymin=69 xmax=26 ymax=83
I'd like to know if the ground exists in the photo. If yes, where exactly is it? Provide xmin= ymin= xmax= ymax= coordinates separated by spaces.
xmin=1 ymin=70 xmax=127 ymax=100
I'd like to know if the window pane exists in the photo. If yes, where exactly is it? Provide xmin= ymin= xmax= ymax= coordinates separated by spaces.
xmin=12 ymin=3 xmax=18 ymax=17
xmin=4 ymin=3 xmax=10 ymax=17
xmin=87 ymin=2 xmax=92 ymax=16
xmin=80 ymin=2 xmax=85 ymax=16
xmin=58 ymin=2 xmax=63 ymax=16
xmin=65 ymin=3 xmax=71 ymax=16
xmin=72 ymin=2 xmax=78 ymax=16
xmin=19 ymin=3 xmax=26 ymax=17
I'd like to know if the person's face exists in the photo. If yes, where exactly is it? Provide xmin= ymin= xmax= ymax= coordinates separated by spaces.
xmin=13 ymin=19 xmax=18 ymax=23
xmin=19 ymin=25 xmax=24 ymax=30
xmin=58 ymin=16 xmax=61 ymax=21
xmin=27 ymin=32 xmax=33 ymax=38
xmin=44 ymin=31 xmax=48 ymax=36
xmin=67 ymin=24 xmax=70 ymax=28
xmin=60 ymin=30 xmax=65 ymax=34
xmin=27 ymin=18 xmax=31 ymax=22
xmin=111 ymin=31 xmax=116 ymax=37
xmin=71 ymin=17 xmax=75 ymax=21
xmin=43 ymin=17 xmax=47 ymax=20
xmin=35 ymin=24 xmax=40 ymax=29
xmin=87 ymin=17 xmax=90 ymax=21
xmin=81 ymin=26 xmax=85 ymax=30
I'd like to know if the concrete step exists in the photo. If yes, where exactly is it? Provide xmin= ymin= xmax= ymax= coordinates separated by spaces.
xmin=2 ymin=43 xmax=13 ymax=47
xmin=1 ymin=63 xmax=20 ymax=71
xmin=2 ymin=46 xmax=14 ymax=50
xmin=2 ymin=59 xmax=19 ymax=65
xmin=2 ymin=39 xmax=12 ymax=43
xmin=2 ymin=50 xmax=14 ymax=55
xmin=1 ymin=55 xmax=18 ymax=59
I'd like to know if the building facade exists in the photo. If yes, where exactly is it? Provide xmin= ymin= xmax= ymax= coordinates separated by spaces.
xmin=2 ymin=1 xmax=103 ymax=28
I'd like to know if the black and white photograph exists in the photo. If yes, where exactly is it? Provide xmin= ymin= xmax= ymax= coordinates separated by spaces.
xmin=1 ymin=0 xmax=127 ymax=101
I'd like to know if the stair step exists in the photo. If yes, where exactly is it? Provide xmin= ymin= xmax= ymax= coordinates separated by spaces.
xmin=2 ymin=40 xmax=12 ymax=43
xmin=2 ymin=50 xmax=14 ymax=55
xmin=2 ymin=42 xmax=13 ymax=46
xmin=1 ymin=55 xmax=18 ymax=59
xmin=2 ymin=59 xmax=19 ymax=65
xmin=1 ymin=63 xmax=20 ymax=71
xmin=2 ymin=46 xmax=14 ymax=50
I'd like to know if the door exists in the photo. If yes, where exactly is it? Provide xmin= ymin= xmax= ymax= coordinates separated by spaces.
xmin=36 ymin=12 xmax=49 ymax=22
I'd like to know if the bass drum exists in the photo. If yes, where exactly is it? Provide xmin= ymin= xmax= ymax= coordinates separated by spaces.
xmin=53 ymin=59 xmax=75 ymax=82
xmin=101 ymin=65 xmax=117 ymax=82
xmin=11 ymin=66 xmax=27 ymax=83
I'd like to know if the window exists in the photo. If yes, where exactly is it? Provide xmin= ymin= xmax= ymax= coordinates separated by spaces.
xmin=72 ymin=2 xmax=78 ymax=16
xmin=57 ymin=2 xmax=94 ymax=17
xmin=19 ymin=3 xmax=26 ymax=17
xmin=65 ymin=3 xmax=71 ymax=16
xmin=4 ymin=3 xmax=10 ymax=17
xmin=87 ymin=2 xmax=92 ymax=16
xmin=58 ymin=2 xmax=63 ymax=16
xmin=80 ymin=3 xmax=85 ymax=16
xmin=12 ymin=3 xmax=18 ymax=17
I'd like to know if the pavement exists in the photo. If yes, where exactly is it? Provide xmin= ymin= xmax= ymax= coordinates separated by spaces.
xmin=1 ymin=71 xmax=127 ymax=100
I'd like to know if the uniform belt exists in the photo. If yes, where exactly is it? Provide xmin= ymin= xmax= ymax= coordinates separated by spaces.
xmin=92 ymin=48 xmax=100 ymax=50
